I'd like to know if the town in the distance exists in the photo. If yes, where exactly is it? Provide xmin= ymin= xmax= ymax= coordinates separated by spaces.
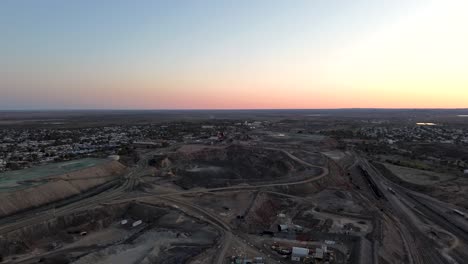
xmin=0 ymin=109 xmax=468 ymax=264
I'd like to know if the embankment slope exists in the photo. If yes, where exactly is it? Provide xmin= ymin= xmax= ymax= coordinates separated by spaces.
xmin=0 ymin=160 xmax=126 ymax=217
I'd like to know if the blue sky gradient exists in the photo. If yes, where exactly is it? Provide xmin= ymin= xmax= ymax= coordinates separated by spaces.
xmin=2 ymin=0 xmax=466 ymax=109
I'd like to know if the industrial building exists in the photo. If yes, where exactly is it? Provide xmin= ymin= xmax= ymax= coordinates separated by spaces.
xmin=291 ymin=247 xmax=309 ymax=262
xmin=278 ymin=224 xmax=289 ymax=232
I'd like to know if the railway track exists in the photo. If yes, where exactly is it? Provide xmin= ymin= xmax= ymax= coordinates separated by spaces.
xmin=360 ymin=158 xmax=454 ymax=264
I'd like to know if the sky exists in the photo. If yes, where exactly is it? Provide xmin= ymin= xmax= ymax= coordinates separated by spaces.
xmin=1 ymin=0 xmax=467 ymax=110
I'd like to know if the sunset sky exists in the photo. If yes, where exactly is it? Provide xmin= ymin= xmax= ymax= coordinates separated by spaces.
xmin=1 ymin=0 xmax=467 ymax=109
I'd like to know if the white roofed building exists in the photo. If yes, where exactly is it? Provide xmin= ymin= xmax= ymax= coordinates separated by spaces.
xmin=291 ymin=247 xmax=309 ymax=262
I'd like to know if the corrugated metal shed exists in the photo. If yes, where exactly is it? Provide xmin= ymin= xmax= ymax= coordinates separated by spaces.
xmin=292 ymin=247 xmax=309 ymax=256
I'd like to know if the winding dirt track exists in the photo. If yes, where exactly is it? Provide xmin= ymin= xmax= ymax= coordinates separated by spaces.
xmin=0 ymin=149 xmax=329 ymax=264
xmin=150 ymin=149 xmax=329 ymax=264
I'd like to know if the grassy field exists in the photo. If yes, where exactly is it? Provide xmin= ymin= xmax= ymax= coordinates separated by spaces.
xmin=0 ymin=158 xmax=108 ymax=192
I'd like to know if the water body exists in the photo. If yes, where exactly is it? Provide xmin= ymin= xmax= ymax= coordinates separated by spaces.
xmin=416 ymin=122 xmax=437 ymax=126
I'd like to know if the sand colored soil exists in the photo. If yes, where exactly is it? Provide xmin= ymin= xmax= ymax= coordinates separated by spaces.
xmin=0 ymin=161 xmax=126 ymax=217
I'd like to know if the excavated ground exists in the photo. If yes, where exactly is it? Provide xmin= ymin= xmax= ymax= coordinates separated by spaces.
xmin=158 ymin=144 xmax=312 ymax=189
xmin=0 ymin=202 xmax=219 ymax=264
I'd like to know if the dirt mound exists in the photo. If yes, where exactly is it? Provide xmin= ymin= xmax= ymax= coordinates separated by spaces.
xmin=0 ymin=161 xmax=126 ymax=218
xmin=168 ymin=145 xmax=307 ymax=189
xmin=49 ymin=160 xmax=126 ymax=181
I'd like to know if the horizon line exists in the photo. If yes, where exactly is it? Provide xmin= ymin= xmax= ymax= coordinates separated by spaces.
xmin=1 ymin=107 xmax=468 ymax=112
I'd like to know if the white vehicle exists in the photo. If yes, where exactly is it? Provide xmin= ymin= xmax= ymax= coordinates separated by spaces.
xmin=132 ymin=220 xmax=143 ymax=227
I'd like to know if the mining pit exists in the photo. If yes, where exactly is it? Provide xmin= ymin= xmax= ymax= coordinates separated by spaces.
xmin=157 ymin=144 xmax=315 ymax=189
xmin=0 ymin=202 xmax=219 ymax=264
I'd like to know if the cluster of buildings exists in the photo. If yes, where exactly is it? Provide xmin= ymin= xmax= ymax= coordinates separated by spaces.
xmin=357 ymin=125 xmax=468 ymax=145
xmin=0 ymin=120 xmax=256 ymax=172
xmin=0 ymin=126 xmax=137 ymax=171
xmin=323 ymin=123 xmax=468 ymax=171
xmin=270 ymin=243 xmax=336 ymax=263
